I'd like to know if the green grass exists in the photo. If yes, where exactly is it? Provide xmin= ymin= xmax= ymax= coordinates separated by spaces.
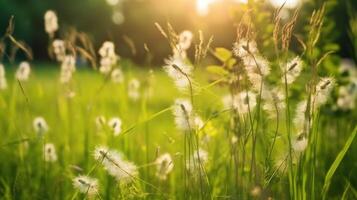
xmin=0 ymin=64 xmax=356 ymax=199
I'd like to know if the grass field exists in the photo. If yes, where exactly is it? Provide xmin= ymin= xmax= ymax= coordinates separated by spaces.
xmin=0 ymin=62 xmax=356 ymax=199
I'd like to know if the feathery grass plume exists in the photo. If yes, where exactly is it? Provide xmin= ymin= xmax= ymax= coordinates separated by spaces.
xmin=281 ymin=56 xmax=303 ymax=84
xmin=186 ymin=148 xmax=208 ymax=174
xmin=52 ymin=39 xmax=66 ymax=62
xmin=172 ymin=98 xmax=193 ymax=131
xmin=262 ymin=87 xmax=285 ymax=118
xmin=108 ymin=117 xmax=122 ymax=136
xmin=98 ymin=41 xmax=118 ymax=75
xmin=292 ymin=134 xmax=308 ymax=153
xmin=72 ymin=175 xmax=99 ymax=197
xmin=163 ymin=57 xmax=193 ymax=91
xmin=44 ymin=10 xmax=59 ymax=38
xmin=94 ymin=146 xmax=138 ymax=183
xmin=178 ymin=30 xmax=193 ymax=51
xmin=293 ymin=100 xmax=309 ymax=134
xmin=233 ymin=38 xmax=258 ymax=59
xmin=33 ymin=116 xmax=49 ymax=135
xmin=0 ymin=63 xmax=7 ymax=90
xmin=128 ymin=78 xmax=140 ymax=101
xmin=155 ymin=153 xmax=174 ymax=180
xmin=222 ymin=91 xmax=257 ymax=115
xmin=60 ymin=55 xmax=76 ymax=83
xmin=95 ymin=116 xmax=106 ymax=131
xmin=44 ymin=143 xmax=57 ymax=162
xmin=314 ymin=77 xmax=335 ymax=107
xmin=194 ymin=30 xmax=213 ymax=64
xmin=111 ymin=68 xmax=124 ymax=83
xmin=15 ymin=61 xmax=31 ymax=81
xmin=281 ymin=8 xmax=299 ymax=51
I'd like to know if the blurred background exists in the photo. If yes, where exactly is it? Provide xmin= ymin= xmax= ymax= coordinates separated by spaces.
xmin=0 ymin=0 xmax=356 ymax=65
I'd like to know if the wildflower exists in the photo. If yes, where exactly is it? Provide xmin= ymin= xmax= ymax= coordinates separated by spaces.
xmin=111 ymin=68 xmax=124 ymax=83
xmin=33 ymin=117 xmax=49 ymax=135
xmin=178 ymin=30 xmax=193 ymax=51
xmin=282 ymin=56 xmax=303 ymax=84
xmin=233 ymin=38 xmax=258 ymax=58
xmin=163 ymin=57 xmax=193 ymax=91
xmin=0 ymin=64 xmax=7 ymax=90
xmin=128 ymin=78 xmax=140 ymax=100
xmin=292 ymin=134 xmax=308 ymax=152
xmin=187 ymin=149 xmax=208 ymax=173
xmin=52 ymin=39 xmax=66 ymax=61
xmin=108 ymin=117 xmax=122 ymax=136
xmin=222 ymin=91 xmax=257 ymax=115
xmin=314 ymin=77 xmax=335 ymax=106
xmin=173 ymin=98 xmax=193 ymax=131
xmin=155 ymin=153 xmax=174 ymax=180
xmin=44 ymin=10 xmax=58 ymax=36
xmin=94 ymin=146 xmax=138 ymax=183
xmin=44 ymin=143 xmax=57 ymax=162
xmin=72 ymin=175 xmax=99 ymax=197
xmin=95 ymin=116 xmax=106 ymax=131
xmin=15 ymin=61 xmax=31 ymax=81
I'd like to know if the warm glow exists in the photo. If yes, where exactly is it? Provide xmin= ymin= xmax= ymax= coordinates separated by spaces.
xmin=269 ymin=0 xmax=300 ymax=8
xmin=196 ymin=0 xmax=216 ymax=16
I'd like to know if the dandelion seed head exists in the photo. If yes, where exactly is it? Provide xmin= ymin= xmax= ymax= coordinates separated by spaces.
xmin=315 ymin=77 xmax=335 ymax=106
xmin=111 ymin=68 xmax=124 ymax=83
xmin=155 ymin=153 xmax=174 ymax=180
xmin=223 ymin=91 xmax=257 ymax=115
xmin=233 ymin=38 xmax=258 ymax=58
xmin=163 ymin=57 xmax=193 ymax=91
xmin=15 ymin=61 xmax=31 ymax=81
xmin=128 ymin=78 xmax=140 ymax=100
xmin=72 ymin=175 xmax=98 ymax=196
xmin=262 ymin=87 xmax=285 ymax=118
xmin=108 ymin=117 xmax=122 ymax=136
xmin=173 ymin=98 xmax=193 ymax=131
xmin=44 ymin=143 xmax=57 ymax=162
xmin=282 ymin=56 xmax=303 ymax=84
xmin=33 ymin=117 xmax=49 ymax=135
xmin=178 ymin=30 xmax=193 ymax=51
xmin=44 ymin=10 xmax=58 ymax=35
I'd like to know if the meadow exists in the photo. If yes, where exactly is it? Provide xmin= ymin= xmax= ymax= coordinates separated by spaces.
xmin=0 ymin=1 xmax=357 ymax=200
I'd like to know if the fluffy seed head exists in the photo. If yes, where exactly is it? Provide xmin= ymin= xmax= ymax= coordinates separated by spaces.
xmin=128 ymin=78 xmax=140 ymax=100
xmin=33 ymin=117 xmax=49 ymax=135
xmin=108 ymin=117 xmax=122 ymax=136
xmin=163 ymin=57 xmax=193 ymax=91
xmin=222 ymin=91 xmax=257 ymax=115
xmin=173 ymin=98 xmax=193 ymax=131
xmin=44 ymin=10 xmax=58 ymax=35
xmin=44 ymin=143 xmax=57 ymax=162
xmin=282 ymin=56 xmax=303 ymax=84
xmin=15 ymin=62 xmax=31 ymax=81
xmin=72 ymin=175 xmax=99 ymax=197
xmin=155 ymin=153 xmax=174 ymax=180
xmin=233 ymin=38 xmax=258 ymax=58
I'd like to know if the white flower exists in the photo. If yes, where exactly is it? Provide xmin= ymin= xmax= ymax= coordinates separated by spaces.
xmin=178 ymin=30 xmax=193 ymax=51
xmin=44 ymin=143 xmax=57 ymax=162
xmin=52 ymin=39 xmax=66 ymax=61
xmin=108 ymin=117 xmax=122 ymax=136
xmin=155 ymin=153 xmax=174 ymax=180
xmin=72 ymin=175 xmax=99 ymax=197
xmin=111 ymin=68 xmax=124 ymax=83
xmin=233 ymin=38 xmax=258 ymax=58
xmin=0 ymin=64 xmax=7 ymax=90
xmin=292 ymin=135 xmax=308 ymax=152
xmin=33 ymin=117 xmax=49 ymax=135
xmin=163 ymin=57 xmax=193 ymax=91
xmin=314 ymin=77 xmax=335 ymax=106
xmin=94 ymin=146 xmax=138 ymax=183
xmin=173 ymin=99 xmax=193 ymax=131
xmin=222 ymin=91 xmax=257 ymax=115
xmin=128 ymin=78 xmax=140 ymax=101
xmin=282 ymin=56 xmax=303 ymax=84
xmin=44 ymin=10 xmax=58 ymax=36
xmin=15 ymin=61 xmax=31 ymax=81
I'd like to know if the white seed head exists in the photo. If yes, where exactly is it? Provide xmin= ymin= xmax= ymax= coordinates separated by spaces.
xmin=178 ymin=30 xmax=193 ymax=51
xmin=0 ymin=64 xmax=7 ymax=90
xmin=52 ymin=39 xmax=66 ymax=61
xmin=128 ymin=78 xmax=140 ymax=101
xmin=155 ymin=153 xmax=174 ymax=180
xmin=222 ymin=91 xmax=257 ymax=115
xmin=173 ymin=98 xmax=193 ymax=131
xmin=111 ymin=68 xmax=124 ymax=83
xmin=108 ymin=117 xmax=122 ymax=136
xmin=44 ymin=143 xmax=57 ymax=162
xmin=315 ymin=77 xmax=335 ymax=106
xmin=72 ymin=175 xmax=99 ymax=197
xmin=233 ymin=38 xmax=258 ymax=58
xmin=292 ymin=135 xmax=308 ymax=153
xmin=44 ymin=10 xmax=58 ymax=35
xmin=15 ymin=62 xmax=31 ymax=81
xmin=282 ymin=56 xmax=303 ymax=84
xmin=163 ymin=57 xmax=193 ymax=91
xmin=33 ymin=117 xmax=49 ymax=134
xmin=186 ymin=149 xmax=208 ymax=173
